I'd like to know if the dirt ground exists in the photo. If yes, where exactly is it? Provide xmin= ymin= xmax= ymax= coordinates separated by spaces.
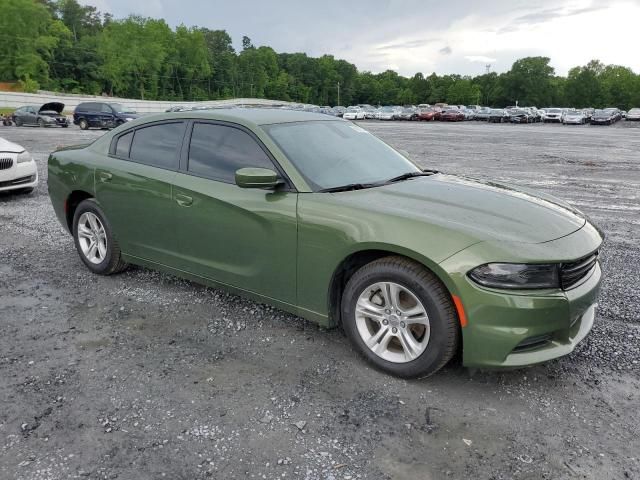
xmin=1 ymin=119 xmax=639 ymax=480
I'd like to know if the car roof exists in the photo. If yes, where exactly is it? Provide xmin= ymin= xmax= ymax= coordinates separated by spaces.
xmin=136 ymin=108 xmax=342 ymax=127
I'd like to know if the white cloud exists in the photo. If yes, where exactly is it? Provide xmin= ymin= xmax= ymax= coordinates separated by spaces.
xmin=465 ymin=56 xmax=498 ymax=64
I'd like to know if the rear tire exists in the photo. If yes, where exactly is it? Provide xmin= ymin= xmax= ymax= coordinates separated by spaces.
xmin=38 ymin=118 xmax=45 ymax=128
xmin=72 ymin=199 xmax=128 ymax=275
xmin=341 ymin=256 xmax=459 ymax=378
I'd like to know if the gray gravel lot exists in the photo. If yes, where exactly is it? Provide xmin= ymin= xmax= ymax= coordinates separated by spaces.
xmin=1 ymin=120 xmax=639 ymax=480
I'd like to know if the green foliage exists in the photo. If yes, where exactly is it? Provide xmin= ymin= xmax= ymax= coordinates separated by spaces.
xmin=1 ymin=1 xmax=639 ymax=108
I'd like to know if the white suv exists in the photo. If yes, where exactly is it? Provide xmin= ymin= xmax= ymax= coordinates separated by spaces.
xmin=0 ymin=137 xmax=38 ymax=194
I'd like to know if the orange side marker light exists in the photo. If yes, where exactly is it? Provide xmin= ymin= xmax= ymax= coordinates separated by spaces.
xmin=452 ymin=294 xmax=467 ymax=328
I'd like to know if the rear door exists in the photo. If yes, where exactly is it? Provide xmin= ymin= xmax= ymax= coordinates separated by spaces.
xmin=95 ymin=121 xmax=186 ymax=265
xmin=171 ymin=121 xmax=298 ymax=305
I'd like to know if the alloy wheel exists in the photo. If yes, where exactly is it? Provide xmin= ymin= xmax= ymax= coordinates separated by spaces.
xmin=77 ymin=212 xmax=108 ymax=264
xmin=355 ymin=282 xmax=430 ymax=363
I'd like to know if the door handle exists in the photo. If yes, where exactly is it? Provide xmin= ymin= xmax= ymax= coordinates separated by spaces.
xmin=98 ymin=171 xmax=113 ymax=182
xmin=175 ymin=193 xmax=193 ymax=207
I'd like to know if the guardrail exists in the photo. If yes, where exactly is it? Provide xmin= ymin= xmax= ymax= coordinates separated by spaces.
xmin=0 ymin=91 xmax=294 ymax=113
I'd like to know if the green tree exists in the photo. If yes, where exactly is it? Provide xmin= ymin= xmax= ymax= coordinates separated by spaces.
xmin=502 ymin=57 xmax=555 ymax=106
xmin=97 ymin=15 xmax=173 ymax=99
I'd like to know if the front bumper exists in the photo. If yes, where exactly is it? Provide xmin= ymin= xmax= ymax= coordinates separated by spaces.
xmin=0 ymin=160 xmax=38 ymax=191
xmin=439 ymin=223 xmax=603 ymax=368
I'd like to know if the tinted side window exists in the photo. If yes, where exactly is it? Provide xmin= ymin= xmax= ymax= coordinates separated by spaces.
xmin=101 ymin=104 xmax=112 ymax=113
xmin=129 ymin=122 xmax=185 ymax=170
xmin=115 ymin=132 xmax=133 ymax=158
xmin=188 ymin=123 xmax=275 ymax=182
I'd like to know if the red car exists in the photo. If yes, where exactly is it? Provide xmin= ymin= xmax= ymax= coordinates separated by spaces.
xmin=418 ymin=108 xmax=437 ymax=121
xmin=439 ymin=109 xmax=465 ymax=122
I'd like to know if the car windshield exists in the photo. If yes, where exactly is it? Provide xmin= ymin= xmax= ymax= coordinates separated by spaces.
xmin=265 ymin=121 xmax=421 ymax=191
xmin=381 ymin=107 xmax=394 ymax=112
xmin=491 ymin=109 xmax=504 ymax=114
xmin=548 ymin=109 xmax=562 ymax=113
xmin=629 ymin=108 xmax=640 ymax=114
xmin=346 ymin=107 xmax=359 ymax=112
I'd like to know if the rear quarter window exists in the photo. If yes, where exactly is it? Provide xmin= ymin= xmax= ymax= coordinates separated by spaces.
xmin=115 ymin=131 xmax=133 ymax=158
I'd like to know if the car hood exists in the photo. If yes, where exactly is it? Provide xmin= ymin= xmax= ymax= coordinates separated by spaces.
xmin=331 ymin=174 xmax=586 ymax=244
xmin=39 ymin=102 xmax=64 ymax=114
xmin=0 ymin=137 xmax=24 ymax=153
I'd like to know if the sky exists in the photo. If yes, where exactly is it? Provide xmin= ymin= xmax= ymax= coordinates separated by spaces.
xmin=79 ymin=0 xmax=640 ymax=77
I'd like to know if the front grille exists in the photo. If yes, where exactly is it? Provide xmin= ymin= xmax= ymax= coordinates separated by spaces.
xmin=560 ymin=252 xmax=598 ymax=289
xmin=0 ymin=175 xmax=34 ymax=188
xmin=0 ymin=157 xmax=13 ymax=170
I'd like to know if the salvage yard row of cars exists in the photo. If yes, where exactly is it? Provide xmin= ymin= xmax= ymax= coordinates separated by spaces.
xmin=2 ymin=102 xmax=638 ymax=131
xmin=321 ymin=104 xmax=635 ymax=125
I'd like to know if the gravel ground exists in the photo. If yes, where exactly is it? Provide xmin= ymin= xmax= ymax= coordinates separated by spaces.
xmin=1 ymin=120 xmax=639 ymax=480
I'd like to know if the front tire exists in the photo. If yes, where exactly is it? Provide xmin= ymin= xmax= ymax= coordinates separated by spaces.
xmin=72 ymin=199 xmax=128 ymax=275
xmin=78 ymin=118 xmax=89 ymax=130
xmin=341 ymin=256 xmax=459 ymax=378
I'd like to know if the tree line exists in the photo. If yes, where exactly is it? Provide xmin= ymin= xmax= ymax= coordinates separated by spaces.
xmin=1 ymin=0 xmax=639 ymax=109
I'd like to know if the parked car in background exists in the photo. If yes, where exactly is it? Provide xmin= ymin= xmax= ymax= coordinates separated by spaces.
xmin=590 ymin=109 xmax=617 ymax=125
xmin=0 ymin=137 xmax=38 ymax=194
xmin=439 ymin=109 xmax=465 ymax=122
xmin=417 ymin=108 xmax=437 ymax=121
xmin=581 ymin=108 xmax=595 ymax=121
xmin=343 ymin=106 xmax=366 ymax=120
xmin=74 ymin=102 xmax=138 ymax=130
xmin=12 ymin=103 xmax=69 ymax=128
xmin=562 ymin=110 xmax=587 ymax=125
xmin=474 ymin=107 xmax=491 ymax=121
xmin=331 ymin=106 xmax=346 ymax=117
xmin=525 ymin=107 xmax=542 ymax=122
xmin=488 ymin=109 xmax=508 ymax=123
xmin=602 ymin=108 xmax=622 ymax=122
xmin=364 ymin=107 xmax=378 ymax=119
xmin=626 ymin=108 xmax=640 ymax=121
xmin=542 ymin=108 xmax=563 ymax=123
xmin=397 ymin=107 xmax=419 ymax=121
xmin=378 ymin=106 xmax=400 ymax=120
xmin=508 ymin=109 xmax=532 ymax=123
xmin=460 ymin=108 xmax=475 ymax=120
xmin=47 ymin=108 xmax=603 ymax=378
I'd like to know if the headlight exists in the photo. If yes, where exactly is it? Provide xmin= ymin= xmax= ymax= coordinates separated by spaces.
xmin=468 ymin=263 xmax=560 ymax=289
xmin=125 ymin=117 xmax=134 ymax=122
xmin=17 ymin=151 xmax=32 ymax=163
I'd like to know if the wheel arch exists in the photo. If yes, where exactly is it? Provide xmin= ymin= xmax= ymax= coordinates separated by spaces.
xmin=327 ymin=244 xmax=458 ymax=327
xmin=65 ymin=190 xmax=94 ymax=231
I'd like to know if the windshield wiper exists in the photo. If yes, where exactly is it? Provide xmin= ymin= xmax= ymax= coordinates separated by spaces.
xmin=319 ymin=182 xmax=380 ymax=193
xmin=385 ymin=170 xmax=438 ymax=184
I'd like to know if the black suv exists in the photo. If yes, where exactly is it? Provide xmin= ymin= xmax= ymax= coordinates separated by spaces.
xmin=73 ymin=102 xmax=138 ymax=130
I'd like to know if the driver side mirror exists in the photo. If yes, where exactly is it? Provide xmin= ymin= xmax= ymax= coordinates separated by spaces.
xmin=235 ymin=167 xmax=282 ymax=189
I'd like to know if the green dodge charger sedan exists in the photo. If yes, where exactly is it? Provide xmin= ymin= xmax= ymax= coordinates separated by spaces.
xmin=47 ymin=109 xmax=603 ymax=378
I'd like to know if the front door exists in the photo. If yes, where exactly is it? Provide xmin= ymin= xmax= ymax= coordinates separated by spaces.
xmin=171 ymin=121 xmax=297 ymax=305
xmin=95 ymin=121 xmax=186 ymax=265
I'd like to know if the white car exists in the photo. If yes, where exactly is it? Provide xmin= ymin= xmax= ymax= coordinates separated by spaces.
xmin=0 ymin=137 xmax=38 ymax=193
xmin=542 ymin=108 xmax=563 ymax=123
xmin=342 ymin=107 xmax=365 ymax=120
xmin=562 ymin=110 xmax=586 ymax=125
xmin=378 ymin=106 xmax=400 ymax=120
xmin=626 ymin=108 xmax=640 ymax=121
